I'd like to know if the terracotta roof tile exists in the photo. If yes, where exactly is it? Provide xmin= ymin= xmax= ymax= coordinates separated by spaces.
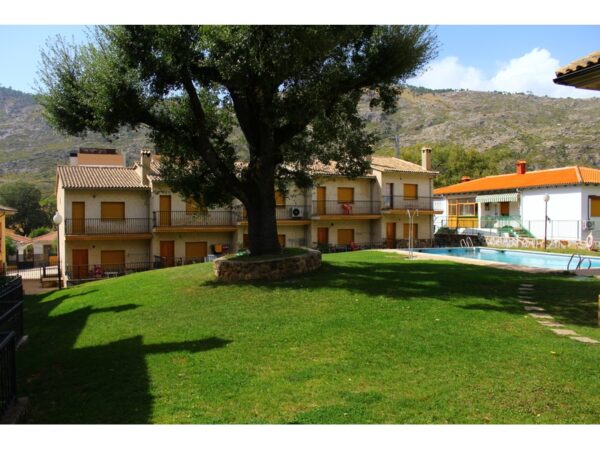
xmin=57 ymin=165 xmax=148 ymax=190
xmin=433 ymin=166 xmax=600 ymax=196
xmin=556 ymin=50 xmax=600 ymax=77
xmin=370 ymin=156 xmax=438 ymax=174
xmin=5 ymin=230 xmax=32 ymax=245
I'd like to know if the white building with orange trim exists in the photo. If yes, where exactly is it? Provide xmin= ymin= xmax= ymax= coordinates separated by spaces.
xmin=433 ymin=161 xmax=600 ymax=242
xmin=55 ymin=147 xmax=439 ymax=285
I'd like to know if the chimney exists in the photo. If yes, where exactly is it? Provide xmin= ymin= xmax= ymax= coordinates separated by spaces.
xmin=421 ymin=147 xmax=432 ymax=171
xmin=460 ymin=176 xmax=471 ymax=183
xmin=516 ymin=160 xmax=527 ymax=175
xmin=138 ymin=149 xmax=152 ymax=185
xmin=69 ymin=151 xmax=78 ymax=166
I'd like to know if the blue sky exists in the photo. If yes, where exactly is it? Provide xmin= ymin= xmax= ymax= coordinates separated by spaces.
xmin=0 ymin=25 xmax=599 ymax=98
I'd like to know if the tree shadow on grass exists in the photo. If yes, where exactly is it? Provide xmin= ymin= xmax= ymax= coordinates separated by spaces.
xmin=201 ymin=251 xmax=600 ymax=328
xmin=19 ymin=291 xmax=232 ymax=423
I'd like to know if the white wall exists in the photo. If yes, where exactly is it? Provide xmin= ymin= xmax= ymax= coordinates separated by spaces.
xmin=521 ymin=187 xmax=582 ymax=240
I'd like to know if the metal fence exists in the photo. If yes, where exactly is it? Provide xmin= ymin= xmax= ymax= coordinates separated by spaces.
xmin=382 ymin=196 xmax=435 ymax=210
xmin=66 ymin=260 xmax=162 ymax=282
xmin=0 ymin=277 xmax=24 ymax=343
xmin=153 ymin=210 xmax=237 ymax=227
xmin=0 ymin=331 xmax=16 ymax=419
xmin=312 ymin=200 xmax=381 ymax=215
xmin=65 ymin=218 xmax=152 ymax=235
xmin=434 ymin=216 xmax=598 ymax=241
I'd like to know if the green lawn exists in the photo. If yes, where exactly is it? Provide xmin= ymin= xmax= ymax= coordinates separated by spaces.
xmin=19 ymin=251 xmax=600 ymax=424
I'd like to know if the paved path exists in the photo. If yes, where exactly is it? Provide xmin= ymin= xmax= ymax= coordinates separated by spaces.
xmin=518 ymin=282 xmax=599 ymax=345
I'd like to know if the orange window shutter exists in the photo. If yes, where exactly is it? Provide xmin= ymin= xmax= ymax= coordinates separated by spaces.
xmin=404 ymin=184 xmax=418 ymax=199
xmin=337 ymin=187 xmax=354 ymax=203
xmin=591 ymin=197 xmax=600 ymax=217
xmin=101 ymin=202 xmax=125 ymax=220
xmin=337 ymin=229 xmax=354 ymax=245
xmin=275 ymin=190 xmax=286 ymax=207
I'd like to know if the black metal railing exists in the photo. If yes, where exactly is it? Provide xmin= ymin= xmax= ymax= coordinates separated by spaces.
xmin=153 ymin=210 xmax=237 ymax=227
xmin=0 ymin=331 xmax=17 ymax=419
xmin=313 ymin=241 xmax=386 ymax=253
xmin=382 ymin=196 xmax=435 ymax=210
xmin=0 ymin=277 xmax=23 ymax=343
xmin=65 ymin=218 xmax=152 ymax=235
xmin=312 ymin=200 xmax=381 ymax=216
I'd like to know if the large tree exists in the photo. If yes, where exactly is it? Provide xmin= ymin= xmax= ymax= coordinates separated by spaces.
xmin=0 ymin=181 xmax=50 ymax=235
xmin=39 ymin=26 xmax=436 ymax=255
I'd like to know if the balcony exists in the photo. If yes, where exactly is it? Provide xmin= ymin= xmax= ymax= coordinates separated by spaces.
xmin=381 ymin=196 xmax=436 ymax=211
xmin=65 ymin=218 xmax=152 ymax=236
xmin=238 ymin=205 xmax=311 ymax=224
xmin=153 ymin=210 xmax=237 ymax=229
xmin=312 ymin=200 xmax=381 ymax=218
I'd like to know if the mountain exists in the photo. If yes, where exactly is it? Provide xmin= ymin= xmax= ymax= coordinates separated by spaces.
xmin=1 ymin=85 xmax=599 ymax=198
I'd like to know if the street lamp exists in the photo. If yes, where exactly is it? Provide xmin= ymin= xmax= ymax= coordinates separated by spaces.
xmin=53 ymin=211 xmax=63 ymax=289
xmin=543 ymin=194 xmax=550 ymax=250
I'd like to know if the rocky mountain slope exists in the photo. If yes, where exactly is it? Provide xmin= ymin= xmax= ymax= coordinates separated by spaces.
xmin=1 ymin=85 xmax=598 ymax=198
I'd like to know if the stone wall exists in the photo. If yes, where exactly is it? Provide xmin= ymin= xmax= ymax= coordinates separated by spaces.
xmin=214 ymin=248 xmax=321 ymax=281
xmin=482 ymin=235 xmax=598 ymax=251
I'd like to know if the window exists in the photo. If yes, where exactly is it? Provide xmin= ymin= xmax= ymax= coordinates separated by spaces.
xmin=337 ymin=229 xmax=355 ymax=245
xmin=101 ymin=202 xmax=125 ymax=220
xmin=500 ymin=202 xmax=510 ymax=216
xmin=403 ymin=223 xmax=419 ymax=239
xmin=403 ymin=184 xmax=418 ymax=200
xmin=591 ymin=196 xmax=600 ymax=217
xmin=337 ymin=187 xmax=354 ymax=203
xmin=101 ymin=250 xmax=125 ymax=273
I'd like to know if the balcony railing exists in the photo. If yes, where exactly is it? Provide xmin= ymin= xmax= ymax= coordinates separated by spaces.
xmin=312 ymin=200 xmax=381 ymax=216
xmin=153 ymin=210 xmax=237 ymax=228
xmin=382 ymin=196 xmax=435 ymax=210
xmin=275 ymin=205 xmax=310 ymax=220
xmin=65 ymin=218 xmax=152 ymax=235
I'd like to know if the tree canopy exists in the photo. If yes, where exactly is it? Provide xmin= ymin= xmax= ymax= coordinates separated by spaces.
xmin=0 ymin=181 xmax=50 ymax=235
xmin=39 ymin=25 xmax=437 ymax=254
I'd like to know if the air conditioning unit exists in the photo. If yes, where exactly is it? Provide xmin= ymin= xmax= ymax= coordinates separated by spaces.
xmin=290 ymin=207 xmax=304 ymax=218
xmin=584 ymin=220 xmax=595 ymax=230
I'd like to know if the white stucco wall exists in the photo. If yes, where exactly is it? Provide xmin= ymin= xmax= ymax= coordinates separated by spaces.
xmin=521 ymin=187 xmax=582 ymax=240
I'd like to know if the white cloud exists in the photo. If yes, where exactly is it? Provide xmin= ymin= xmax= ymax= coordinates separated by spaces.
xmin=408 ymin=48 xmax=600 ymax=99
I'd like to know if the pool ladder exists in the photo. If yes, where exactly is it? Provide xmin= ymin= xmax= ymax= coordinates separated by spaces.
xmin=460 ymin=237 xmax=474 ymax=248
xmin=567 ymin=253 xmax=592 ymax=271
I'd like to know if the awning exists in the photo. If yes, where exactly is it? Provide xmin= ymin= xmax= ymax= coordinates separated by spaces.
xmin=475 ymin=193 xmax=519 ymax=203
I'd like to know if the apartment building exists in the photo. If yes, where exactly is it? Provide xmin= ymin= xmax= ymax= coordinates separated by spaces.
xmin=55 ymin=147 xmax=439 ymax=285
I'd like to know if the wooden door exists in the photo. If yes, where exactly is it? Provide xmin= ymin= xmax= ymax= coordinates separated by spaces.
xmin=160 ymin=240 xmax=175 ymax=267
xmin=384 ymin=183 xmax=394 ymax=209
xmin=159 ymin=195 xmax=171 ymax=226
xmin=500 ymin=202 xmax=510 ymax=216
xmin=185 ymin=242 xmax=207 ymax=263
xmin=317 ymin=227 xmax=329 ymax=245
xmin=72 ymin=202 xmax=85 ymax=234
xmin=316 ymin=187 xmax=326 ymax=215
xmin=337 ymin=229 xmax=354 ymax=246
xmin=71 ymin=249 xmax=88 ymax=279
xmin=386 ymin=222 xmax=397 ymax=248
xmin=101 ymin=250 xmax=125 ymax=274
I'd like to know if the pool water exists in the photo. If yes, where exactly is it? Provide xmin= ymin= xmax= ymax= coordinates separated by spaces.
xmin=415 ymin=247 xmax=600 ymax=271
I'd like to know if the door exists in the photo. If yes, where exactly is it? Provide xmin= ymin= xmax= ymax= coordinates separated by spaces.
xmin=384 ymin=183 xmax=394 ymax=209
xmin=316 ymin=187 xmax=326 ymax=215
xmin=337 ymin=229 xmax=354 ymax=246
xmin=71 ymin=249 xmax=88 ymax=279
xmin=72 ymin=202 xmax=85 ymax=234
xmin=500 ymin=202 xmax=510 ymax=216
xmin=317 ymin=227 xmax=329 ymax=245
xmin=159 ymin=195 xmax=172 ymax=226
xmin=101 ymin=250 xmax=125 ymax=274
xmin=386 ymin=222 xmax=397 ymax=248
xmin=160 ymin=240 xmax=175 ymax=267
xmin=185 ymin=242 xmax=207 ymax=263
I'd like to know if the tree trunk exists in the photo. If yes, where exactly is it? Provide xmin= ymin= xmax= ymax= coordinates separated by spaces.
xmin=244 ymin=178 xmax=281 ymax=256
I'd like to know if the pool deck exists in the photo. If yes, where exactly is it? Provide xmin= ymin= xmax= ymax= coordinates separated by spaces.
xmin=381 ymin=248 xmax=572 ymax=274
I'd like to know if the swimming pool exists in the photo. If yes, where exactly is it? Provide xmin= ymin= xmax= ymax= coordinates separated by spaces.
xmin=415 ymin=247 xmax=600 ymax=271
